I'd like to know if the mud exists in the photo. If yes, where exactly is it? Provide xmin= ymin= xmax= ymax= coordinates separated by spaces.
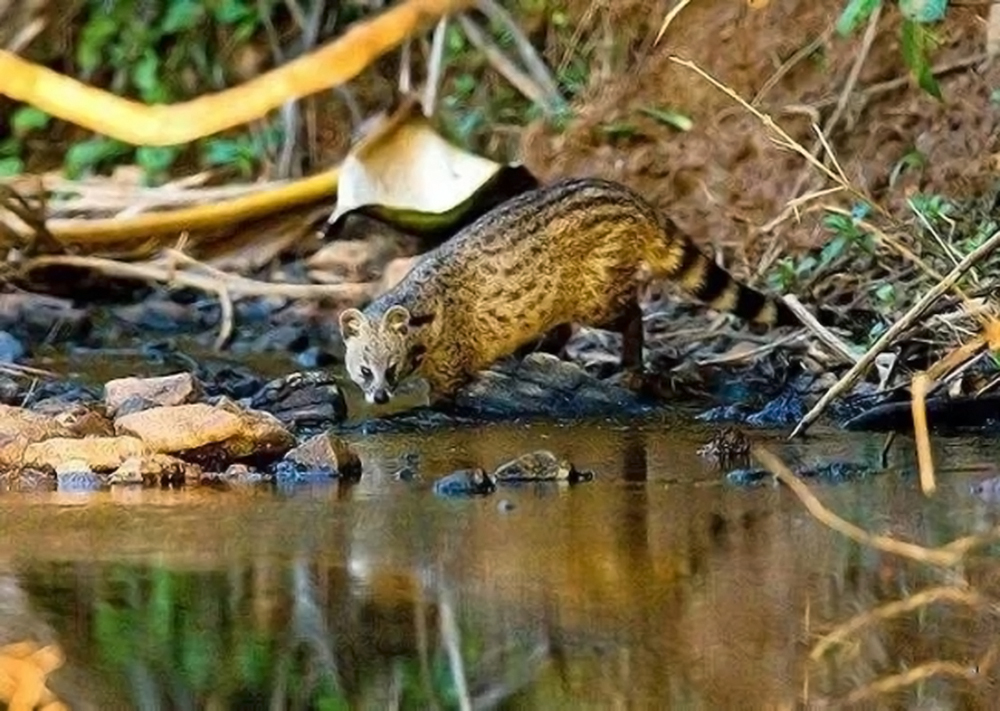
xmin=522 ymin=1 xmax=997 ymax=266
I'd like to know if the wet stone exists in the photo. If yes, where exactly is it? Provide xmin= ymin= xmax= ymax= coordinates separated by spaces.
xmin=1 ymin=467 xmax=55 ymax=494
xmin=115 ymin=404 xmax=243 ymax=455
xmin=270 ymin=458 xmax=336 ymax=485
xmin=725 ymin=467 xmax=773 ymax=487
xmin=0 ymin=406 xmax=76 ymax=468
xmin=454 ymin=354 xmax=648 ymax=420
xmin=109 ymin=454 xmax=200 ymax=486
xmin=249 ymin=371 xmax=349 ymax=430
xmin=492 ymin=450 xmax=594 ymax=483
xmin=697 ymin=426 xmax=752 ymax=468
xmin=104 ymin=372 xmax=203 ymax=416
xmin=392 ymin=452 xmax=420 ymax=482
xmin=22 ymin=435 xmax=150 ymax=472
xmin=283 ymin=432 xmax=362 ymax=481
xmin=55 ymin=461 xmax=102 ymax=492
xmin=497 ymin=499 xmax=516 ymax=512
xmin=433 ymin=468 xmax=496 ymax=498
xmin=52 ymin=404 xmax=115 ymax=438
xmin=0 ymin=331 xmax=24 ymax=363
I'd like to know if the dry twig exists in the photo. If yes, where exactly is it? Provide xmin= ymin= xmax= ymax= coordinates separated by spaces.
xmin=0 ymin=0 xmax=473 ymax=146
xmin=790 ymin=229 xmax=1000 ymax=438
xmin=811 ymin=586 xmax=986 ymax=661
xmin=911 ymin=371 xmax=936 ymax=495
xmin=752 ymin=446 xmax=963 ymax=567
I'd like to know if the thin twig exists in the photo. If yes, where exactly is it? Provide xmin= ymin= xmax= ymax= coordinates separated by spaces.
xmin=422 ymin=16 xmax=448 ymax=115
xmin=457 ymin=13 xmax=553 ymax=112
xmin=475 ymin=0 xmax=564 ymax=108
xmin=752 ymin=28 xmax=832 ymax=106
xmin=667 ymin=56 xmax=887 ymax=219
xmin=789 ymin=2 xmax=882 ymax=198
xmin=808 ymin=53 xmax=988 ymax=112
xmin=753 ymin=446 xmax=962 ymax=567
xmin=844 ymin=648 xmax=996 ymax=705
xmin=781 ymin=294 xmax=859 ymax=364
xmin=810 ymin=586 xmax=986 ymax=661
xmin=654 ymin=0 xmax=694 ymax=44
xmin=790 ymin=229 xmax=1000 ymax=438
xmin=911 ymin=371 xmax=936 ymax=495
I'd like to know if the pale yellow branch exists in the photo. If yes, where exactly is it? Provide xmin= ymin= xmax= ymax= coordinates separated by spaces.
xmin=0 ymin=0 xmax=473 ymax=146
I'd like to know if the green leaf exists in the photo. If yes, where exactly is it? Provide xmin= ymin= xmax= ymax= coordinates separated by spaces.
xmin=0 ymin=138 xmax=20 ymax=157
xmin=131 ymin=51 xmax=161 ymax=102
xmin=10 ymin=107 xmax=51 ymax=138
xmin=77 ymin=14 xmax=119 ymax=73
xmin=136 ymin=146 xmax=181 ymax=184
xmin=836 ymin=0 xmax=881 ymax=36
xmin=600 ymin=122 xmax=639 ymax=139
xmin=64 ymin=137 xmax=132 ymax=179
xmin=211 ymin=0 xmax=256 ymax=24
xmin=899 ymin=0 xmax=948 ymax=23
xmin=639 ymin=106 xmax=694 ymax=131
xmin=162 ymin=0 xmax=204 ymax=33
xmin=900 ymin=19 xmax=943 ymax=99
xmin=0 ymin=157 xmax=24 ymax=177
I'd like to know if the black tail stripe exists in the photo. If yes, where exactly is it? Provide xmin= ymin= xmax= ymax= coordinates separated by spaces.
xmin=733 ymin=285 xmax=767 ymax=321
xmin=691 ymin=260 xmax=733 ymax=305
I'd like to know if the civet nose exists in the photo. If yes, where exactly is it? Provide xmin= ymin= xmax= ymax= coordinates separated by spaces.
xmin=373 ymin=390 xmax=390 ymax=405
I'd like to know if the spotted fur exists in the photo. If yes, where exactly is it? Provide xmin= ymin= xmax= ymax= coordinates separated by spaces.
xmin=338 ymin=177 xmax=802 ymax=406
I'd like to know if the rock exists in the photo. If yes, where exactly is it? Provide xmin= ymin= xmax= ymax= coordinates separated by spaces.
xmin=0 ymin=331 xmax=24 ymax=363
xmin=697 ymin=426 xmax=752 ymax=468
xmin=284 ymin=432 xmax=362 ymax=480
xmin=115 ymin=403 xmax=243 ymax=455
xmin=497 ymin=499 xmax=516 ymax=512
xmin=433 ymin=468 xmax=496 ymax=498
xmin=214 ymin=399 xmax=297 ymax=462
xmin=270 ymin=458 xmax=336 ymax=485
xmin=23 ymin=436 xmax=149 ymax=472
xmin=55 ymin=463 xmax=102 ymax=493
xmin=249 ymin=371 xmax=349 ymax=429
xmin=205 ymin=463 xmax=270 ymax=485
xmin=1 ymin=468 xmax=55 ymax=493
xmin=391 ymin=452 xmax=420 ymax=481
xmin=116 ymin=401 xmax=295 ymax=467
xmin=104 ymin=373 xmax=203 ymax=416
xmin=492 ymin=450 xmax=593 ymax=483
xmin=0 ymin=406 xmax=76 ymax=469
xmin=109 ymin=454 xmax=201 ymax=486
xmin=454 ymin=353 xmax=648 ymax=419
xmin=52 ymin=405 xmax=115 ymax=438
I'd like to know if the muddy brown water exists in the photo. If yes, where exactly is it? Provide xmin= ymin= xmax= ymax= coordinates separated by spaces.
xmin=4 ymin=401 xmax=1000 ymax=708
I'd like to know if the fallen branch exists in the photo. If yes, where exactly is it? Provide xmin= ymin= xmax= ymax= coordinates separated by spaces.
xmin=810 ymin=585 xmax=986 ymax=661
xmin=0 ymin=0 xmax=473 ymax=146
xmin=18 ymin=169 xmax=338 ymax=248
xmin=790 ymin=229 xmax=1000 ymax=438
xmin=752 ymin=446 xmax=962 ymax=567
xmin=20 ymin=253 xmax=375 ymax=349
xmin=911 ymin=371 xmax=936 ymax=495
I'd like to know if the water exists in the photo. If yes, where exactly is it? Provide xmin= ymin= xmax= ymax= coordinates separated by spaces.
xmin=3 ymin=419 xmax=1000 ymax=709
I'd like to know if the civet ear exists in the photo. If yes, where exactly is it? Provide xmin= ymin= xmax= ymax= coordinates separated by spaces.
xmin=382 ymin=305 xmax=411 ymax=336
xmin=339 ymin=308 xmax=367 ymax=340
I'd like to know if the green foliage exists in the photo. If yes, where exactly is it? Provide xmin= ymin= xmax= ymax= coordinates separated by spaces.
xmin=768 ymin=202 xmax=880 ymax=301
xmin=836 ymin=0 xmax=948 ymax=100
xmin=438 ymin=6 xmax=593 ymax=153
xmin=14 ymin=0 xmax=289 ymax=184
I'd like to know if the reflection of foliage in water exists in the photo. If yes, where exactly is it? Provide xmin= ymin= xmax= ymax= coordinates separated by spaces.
xmin=18 ymin=560 xmax=528 ymax=709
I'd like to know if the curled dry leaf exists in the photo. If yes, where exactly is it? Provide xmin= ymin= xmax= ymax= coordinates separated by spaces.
xmin=324 ymin=99 xmax=538 ymax=238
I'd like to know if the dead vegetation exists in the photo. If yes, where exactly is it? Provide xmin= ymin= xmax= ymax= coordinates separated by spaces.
xmin=0 ymin=5 xmax=998 ymax=408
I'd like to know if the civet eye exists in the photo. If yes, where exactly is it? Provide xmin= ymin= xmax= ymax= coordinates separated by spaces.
xmin=360 ymin=366 xmax=373 ymax=381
